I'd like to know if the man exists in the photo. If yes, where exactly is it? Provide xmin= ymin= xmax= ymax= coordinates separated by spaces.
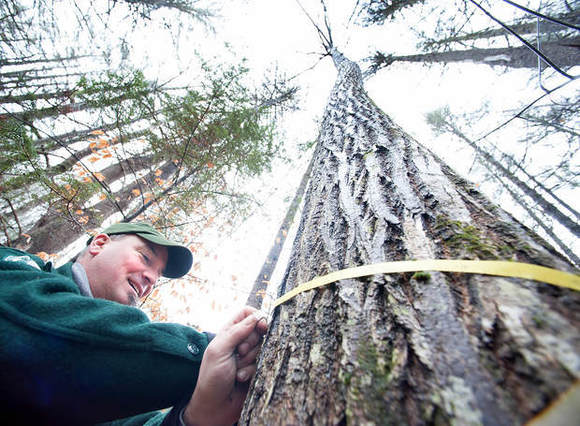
xmin=0 ymin=222 xmax=267 ymax=425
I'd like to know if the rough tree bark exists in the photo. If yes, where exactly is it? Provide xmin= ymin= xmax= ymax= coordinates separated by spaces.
xmin=240 ymin=50 xmax=579 ymax=425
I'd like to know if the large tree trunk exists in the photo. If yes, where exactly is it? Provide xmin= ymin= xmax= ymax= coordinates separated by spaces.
xmin=240 ymin=50 xmax=579 ymax=425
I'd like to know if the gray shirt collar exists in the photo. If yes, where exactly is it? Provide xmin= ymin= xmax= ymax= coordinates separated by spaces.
xmin=71 ymin=262 xmax=93 ymax=298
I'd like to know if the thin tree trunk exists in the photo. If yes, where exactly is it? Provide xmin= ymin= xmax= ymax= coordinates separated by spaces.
xmin=422 ymin=10 xmax=580 ymax=50
xmin=1 ymin=101 xmax=90 ymax=122
xmin=246 ymin=155 xmax=314 ymax=309
xmin=0 ymin=87 xmax=77 ymax=105
xmin=3 ymin=147 xmax=154 ymax=238
xmin=31 ymin=116 xmax=147 ymax=149
xmin=444 ymin=122 xmax=580 ymax=238
xmin=491 ymin=170 xmax=580 ymax=265
xmin=0 ymin=54 xmax=95 ymax=67
xmin=0 ymin=71 xmax=87 ymax=87
xmin=372 ymin=36 xmax=580 ymax=72
xmin=0 ymin=64 xmax=73 ymax=81
xmin=241 ymin=50 xmax=579 ymax=425
xmin=496 ymin=146 xmax=580 ymax=222
xmin=18 ymin=159 xmax=178 ymax=254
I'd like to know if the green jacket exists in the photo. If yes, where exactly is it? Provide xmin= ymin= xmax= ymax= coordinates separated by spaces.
xmin=0 ymin=246 xmax=208 ymax=425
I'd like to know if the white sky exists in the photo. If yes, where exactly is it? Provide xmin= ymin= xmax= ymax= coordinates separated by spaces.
xmin=23 ymin=0 xmax=577 ymax=332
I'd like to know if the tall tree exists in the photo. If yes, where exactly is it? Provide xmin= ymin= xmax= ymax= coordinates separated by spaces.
xmin=367 ymin=36 xmax=580 ymax=74
xmin=359 ymin=0 xmax=579 ymax=77
xmin=240 ymin=46 xmax=579 ymax=424
xmin=418 ymin=9 xmax=580 ymax=52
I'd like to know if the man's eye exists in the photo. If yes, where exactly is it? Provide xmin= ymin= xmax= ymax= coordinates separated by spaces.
xmin=141 ymin=252 xmax=151 ymax=264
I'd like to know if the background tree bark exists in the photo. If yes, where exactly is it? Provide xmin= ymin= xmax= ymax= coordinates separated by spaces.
xmin=246 ymin=155 xmax=314 ymax=309
xmin=240 ymin=50 xmax=579 ymax=425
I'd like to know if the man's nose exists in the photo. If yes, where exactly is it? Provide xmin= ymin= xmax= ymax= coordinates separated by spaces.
xmin=142 ymin=269 xmax=159 ymax=294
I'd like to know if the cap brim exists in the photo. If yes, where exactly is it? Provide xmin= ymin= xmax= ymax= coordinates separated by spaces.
xmin=163 ymin=245 xmax=193 ymax=278
xmin=137 ymin=234 xmax=192 ymax=278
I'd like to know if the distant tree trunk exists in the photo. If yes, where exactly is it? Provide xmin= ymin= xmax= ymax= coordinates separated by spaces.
xmin=491 ymin=169 xmax=580 ymax=265
xmin=434 ymin=116 xmax=580 ymax=239
xmin=371 ymin=37 xmax=580 ymax=73
xmin=421 ymin=10 xmax=580 ymax=50
xmin=241 ymin=50 xmax=579 ymax=425
xmin=0 ymin=64 xmax=71 ymax=81
xmin=0 ymin=54 xmax=95 ymax=67
xmin=2 ymin=88 xmax=151 ymax=123
xmin=18 ymin=159 xmax=179 ymax=254
xmin=1 ymin=71 xmax=87 ymax=87
xmin=43 ymin=129 xmax=151 ymax=176
xmin=246 ymin=155 xmax=314 ymax=309
xmin=0 ymin=88 xmax=76 ymax=105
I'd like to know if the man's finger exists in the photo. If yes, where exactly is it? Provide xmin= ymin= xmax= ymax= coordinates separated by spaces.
xmin=236 ymin=364 xmax=257 ymax=383
xmin=255 ymin=316 xmax=268 ymax=335
xmin=237 ymin=330 xmax=262 ymax=356
xmin=217 ymin=312 xmax=263 ymax=353
xmin=223 ymin=306 xmax=257 ymax=329
xmin=237 ymin=344 xmax=261 ymax=368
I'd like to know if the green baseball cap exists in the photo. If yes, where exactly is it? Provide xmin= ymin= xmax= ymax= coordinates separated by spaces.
xmin=88 ymin=222 xmax=193 ymax=278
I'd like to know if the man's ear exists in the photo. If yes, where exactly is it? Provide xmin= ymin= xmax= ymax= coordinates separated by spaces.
xmin=87 ymin=233 xmax=111 ymax=256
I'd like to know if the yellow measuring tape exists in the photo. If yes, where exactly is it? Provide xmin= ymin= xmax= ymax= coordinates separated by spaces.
xmin=273 ymin=260 xmax=580 ymax=307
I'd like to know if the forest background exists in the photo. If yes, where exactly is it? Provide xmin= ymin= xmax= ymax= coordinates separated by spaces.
xmin=1 ymin=0 xmax=578 ymax=332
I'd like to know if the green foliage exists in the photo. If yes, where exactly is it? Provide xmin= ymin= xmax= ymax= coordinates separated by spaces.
xmin=425 ymin=106 xmax=451 ymax=136
xmin=77 ymin=70 xmax=150 ymax=108
xmin=359 ymin=0 xmax=425 ymax=26
xmin=0 ymin=118 xmax=39 ymax=191
xmin=75 ymin=70 xmax=156 ymax=130
xmin=148 ymin=61 xmax=280 ymax=200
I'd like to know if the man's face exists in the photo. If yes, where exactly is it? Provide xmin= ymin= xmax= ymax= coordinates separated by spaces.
xmin=82 ymin=234 xmax=169 ymax=306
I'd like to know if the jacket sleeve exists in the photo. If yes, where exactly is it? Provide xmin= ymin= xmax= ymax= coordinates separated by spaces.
xmin=0 ymin=254 xmax=208 ymax=425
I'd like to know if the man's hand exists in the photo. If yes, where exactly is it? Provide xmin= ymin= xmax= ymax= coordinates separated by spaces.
xmin=183 ymin=306 xmax=268 ymax=426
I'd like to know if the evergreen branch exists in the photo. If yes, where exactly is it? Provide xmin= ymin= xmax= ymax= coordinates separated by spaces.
xmin=172 ymin=83 xmax=222 ymax=186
